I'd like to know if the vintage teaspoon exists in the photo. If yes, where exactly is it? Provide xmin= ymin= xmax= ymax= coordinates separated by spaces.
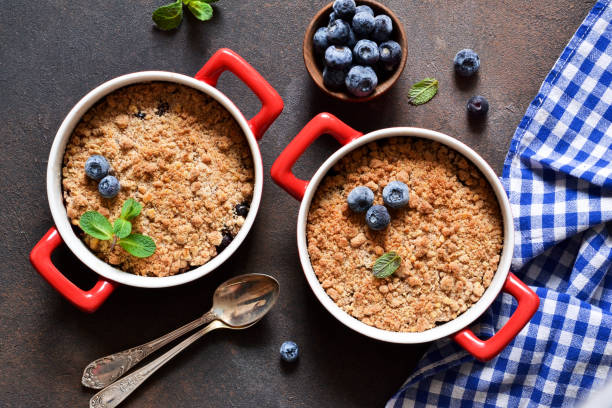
xmin=82 ymin=273 xmax=279 ymax=390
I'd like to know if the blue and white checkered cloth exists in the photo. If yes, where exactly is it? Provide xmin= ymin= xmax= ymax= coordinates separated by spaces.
xmin=387 ymin=1 xmax=612 ymax=406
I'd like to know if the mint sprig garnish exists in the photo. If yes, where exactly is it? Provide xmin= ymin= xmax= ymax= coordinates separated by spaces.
xmin=119 ymin=234 xmax=157 ymax=258
xmin=153 ymin=0 xmax=217 ymax=31
xmin=408 ymin=78 xmax=439 ymax=105
xmin=120 ymin=198 xmax=142 ymax=221
xmin=80 ymin=212 xmax=113 ymax=240
xmin=372 ymin=251 xmax=401 ymax=278
xmin=79 ymin=199 xmax=156 ymax=259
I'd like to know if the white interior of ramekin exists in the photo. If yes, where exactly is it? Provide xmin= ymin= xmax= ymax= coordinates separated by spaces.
xmin=47 ymin=72 xmax=263 ymax=288
xmin=297 ymin=127 xmax=514 ymax=344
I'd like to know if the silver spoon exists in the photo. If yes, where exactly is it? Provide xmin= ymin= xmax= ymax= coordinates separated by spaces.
xmin=82 ymin=273 xmax=280 ymax=391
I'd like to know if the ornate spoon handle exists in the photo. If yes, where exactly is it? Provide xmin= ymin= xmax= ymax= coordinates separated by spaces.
xmin=82 ymin=310 xmax=217 ymax=389
xmin=90 ymin=320 xmax=225 ymax=408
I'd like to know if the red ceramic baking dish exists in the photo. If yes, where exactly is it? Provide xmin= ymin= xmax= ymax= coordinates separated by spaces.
xmin=271 ymin=113 xmax=539 ymax=361
xmin=30 ymin=49 xmax=283 ymax=313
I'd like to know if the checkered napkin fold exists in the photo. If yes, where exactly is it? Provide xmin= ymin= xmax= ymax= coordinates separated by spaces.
xmin=387 ymin=1 xmax=612 ymax=406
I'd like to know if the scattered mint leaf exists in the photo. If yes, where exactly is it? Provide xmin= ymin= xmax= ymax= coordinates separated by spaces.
xmin=113 ymin=219 xmax=132 ymax=239
xmin=119 ymin=234 xmax=157 ymax=258
xmin=120 ymin=198 xmax=142 ymax=221
xmin=372 ymin=251 xmax=401 ymax=278
xmin=79 ymin=211 xmax=113 ymax=241
xmin=408 ymin=78 xmax=439 ymax=105
xmin=152 ymin=0 xmax=184 ymax=31
xmin=187 ymin=0 xmax=213 ymax=21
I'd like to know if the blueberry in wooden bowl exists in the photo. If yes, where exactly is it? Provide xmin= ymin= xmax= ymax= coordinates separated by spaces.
xmin=303 ymin=0 xmax=408 ymax=102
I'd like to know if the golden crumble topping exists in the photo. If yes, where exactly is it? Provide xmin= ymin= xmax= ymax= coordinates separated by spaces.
xmin=62 ymin=82 xmax=254 ymax=276
xmin=306 ymin=137 xmax=503 ymax=332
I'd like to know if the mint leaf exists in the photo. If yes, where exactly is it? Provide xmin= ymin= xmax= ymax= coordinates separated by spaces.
xmin=372 ymin=251 xmax=401 ymax=278
xmin=409 ymin=78 xmax=438 ymax=105
xmin=79 ymin=211 xmax=113 ymax=241
xmin=187 ymin=0 xmax=213 ymax=21
xmin=113 ymin=219 xmax=132 ymax=239
xmin=120 ymin=198 xmax=142 ymax=221
xmin=152 ymin=0 xmax=183 ymax=31
xmin=119 ymin=234 xmax=156 ymax=258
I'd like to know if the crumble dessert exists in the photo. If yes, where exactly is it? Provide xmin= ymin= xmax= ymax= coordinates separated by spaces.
xmin=306 ymin=137 xmax=503 ymax=332
xmin=62 ymin=82 xmax=254 ymax=276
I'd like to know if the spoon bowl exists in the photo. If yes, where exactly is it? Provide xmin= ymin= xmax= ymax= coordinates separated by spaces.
xmin=213 ymin=274 xmax=280 ymax=327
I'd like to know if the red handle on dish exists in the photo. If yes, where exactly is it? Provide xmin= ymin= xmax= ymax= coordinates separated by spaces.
xmin=30 ymin=227 xmax=116 ymax=313
xmin=452 ymin=272 xmax=539 ymax=361
xmin=270 ymin=113 xmax=362 ymax=200
xmin=195 ymin=48 xmax=284 ymax=140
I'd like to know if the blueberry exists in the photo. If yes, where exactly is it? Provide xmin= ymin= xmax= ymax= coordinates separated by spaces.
xmin=216 ymin=230 xmax=234 ymax=253
xmin=234 ymin=202 xmax=250 ymax=217
xmin=345 ymin=65 xmax=378 ymax=97
xmin=355 ymin=5 xmax=374 ymax=15
xmin=382 ymin=181 xmax=410 ymax=208
xmin=325 ymin=46 xmax=352 ymax=70
xmin=365 ymin=205 xmax=390 ymax=231
xmin=353 ymin=39 xmax=379 ymax=66
xmin=313 ymin=27 xmax=329 ymax=54
xmin=98 ymin=175 xmax=120 ymax=198
xmin=327 ymin=19 xmax=351 ymax=45
xmin=323 ymin=67 xmax=347 ymax=91
xmin=332 ymin=0 xmax=356 ymax=19
xmin=84 ymin=155 xmax=110 ymax=181
xmin=134 ymin=111 xmax=146 ymax=119
xmin=156 ymin=101 xmax=169 ymax=116
xmin=379 ymin=40 xmax=402 ymax=71
xmin=329 ymin=11 xmax=339 ymax=23
xmin=454 ymin=49 xmax=480 ymax=77
xmin=347 ymin=27 xmax=357 ymax=48
xmin=352 ymin=12 xmax=375 ymax=37
xmin=372 ymin=15 xmax=393 ymax=42
xmin=466 ymin=95 xmax=489 ymax=116
xmin=347 ymin=186 xmax=374 ymax=212
xmin=280 ymin=341 xmax=299 ymax=362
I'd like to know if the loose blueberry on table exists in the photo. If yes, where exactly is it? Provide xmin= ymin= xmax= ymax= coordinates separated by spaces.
xmin=466 ymin=95 xmax=489 ymax=117
xmin=280 ymin=341 xmax=299 ymax=363
xmin=313 ymin=0 xmax=403 ymax=97
xmin=454 ymin=48 xmax=480 ymax=77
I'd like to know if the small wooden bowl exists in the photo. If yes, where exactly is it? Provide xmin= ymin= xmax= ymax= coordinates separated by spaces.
xmin=303 ymin=0 xmax=408 ymax=102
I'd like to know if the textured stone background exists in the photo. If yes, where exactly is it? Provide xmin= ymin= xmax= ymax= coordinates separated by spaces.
xmin=0 ymin=1 xmax=594 ymax=407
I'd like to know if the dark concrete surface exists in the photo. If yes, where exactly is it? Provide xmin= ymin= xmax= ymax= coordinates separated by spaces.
xmin=0 ymin=1 xmax=595 ymax=407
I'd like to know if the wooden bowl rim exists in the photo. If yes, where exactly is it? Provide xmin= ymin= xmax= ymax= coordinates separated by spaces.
xmin=303 ymin=0 xmax=408 ymax=103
